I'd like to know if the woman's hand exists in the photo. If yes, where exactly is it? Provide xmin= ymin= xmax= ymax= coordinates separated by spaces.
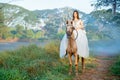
xmin=79 ymin=20 xmax=84 ymax=30
xmin=75 ymin=27 xmax=84 ymax=30
xmin=75 ymin=27 xmax=80 ymax=30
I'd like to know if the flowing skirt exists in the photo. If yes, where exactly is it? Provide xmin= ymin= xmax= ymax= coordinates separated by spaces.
xmin=60 ymin=29 xmax=89 ymax=58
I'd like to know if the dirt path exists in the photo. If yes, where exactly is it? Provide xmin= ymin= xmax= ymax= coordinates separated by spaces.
xmin=73 ymin=55 xmax=120 ymax=80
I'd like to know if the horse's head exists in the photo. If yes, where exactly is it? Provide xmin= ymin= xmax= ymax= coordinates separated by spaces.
xmin=66 ymin=20 xmax=75 ymax=38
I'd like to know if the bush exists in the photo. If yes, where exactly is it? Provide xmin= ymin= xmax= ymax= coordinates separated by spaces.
xmin=0 ymin=69 xmax=28 ymax=80
xmin=44 ymin=40 xmax=59 ymax=53
xmin=110 ymin=55 xmax=120 ymax=76
xmin=0 ymin=42 xmax=74 ymax=80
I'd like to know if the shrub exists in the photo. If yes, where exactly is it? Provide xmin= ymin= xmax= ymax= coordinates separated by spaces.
xmin=0 ymin=69 xmax=28 ymax=80
xmin=110 ymin=55 xmax=120 ymax=76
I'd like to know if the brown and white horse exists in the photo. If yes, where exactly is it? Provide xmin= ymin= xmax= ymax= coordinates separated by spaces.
xmin=66 ymin=20 xmax=79 ymax=75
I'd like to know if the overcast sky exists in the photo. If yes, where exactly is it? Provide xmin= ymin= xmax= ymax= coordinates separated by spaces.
xmin=0 ymin=0 xmax=95 ymax=13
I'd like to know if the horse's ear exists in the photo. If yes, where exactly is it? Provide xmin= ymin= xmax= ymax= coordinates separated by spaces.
xmin=71 ymin=21 xmax=73 ymax=24
xmin=66 ymin=20 xmax=68 ymax=24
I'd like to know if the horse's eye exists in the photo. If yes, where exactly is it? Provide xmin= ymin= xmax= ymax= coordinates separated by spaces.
xmin=71 ymin=21 xmax=73 ymax=24
xmin=66 ymin=21 xmax=68 ymax=24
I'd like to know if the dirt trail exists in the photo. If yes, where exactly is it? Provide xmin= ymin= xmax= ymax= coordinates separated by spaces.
xmin=73 ymin=55 xmax=120 ymax=80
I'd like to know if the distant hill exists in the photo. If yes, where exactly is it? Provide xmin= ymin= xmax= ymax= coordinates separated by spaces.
xmin=87 ymin=9 xmax=120 ymax=40
xmin=0 ymin=3 xmax=88 ymax=38
xmin=0 ymin=3 xmax=120 ymax=40
xmin=33 ymin=7 xmax=88 ymax=37
xmin=0 ymin=3 xmax=39 ymax=30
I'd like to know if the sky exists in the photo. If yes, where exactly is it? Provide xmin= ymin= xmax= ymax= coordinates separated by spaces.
xmin=0 ymin=0 xmax=95 ymax=13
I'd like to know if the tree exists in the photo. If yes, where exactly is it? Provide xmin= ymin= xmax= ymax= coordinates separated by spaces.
xmin=0 ymin=0 xmax=22 ymax=39
xmin=0 ymin=10 xmax=4 ymax=23
xmin=0 ymin=0 xmax=20 ymax=9
xmin=32 ymin=30 xmax=44 ymax=39
xmin=91 ymin=0 xmax=120 ymax=15
xmin=26 ymin=30 xmax=34 ymax=39
xmin=0 ymin=0 xmax=21 ymax=26
xmin=15 ymin=24 xmax=24 ymax=38
xmin=0 ymin=9 xmax=5 ymax=39
xmin=0 ymin=11 xmax=11 ymax=39
xmin=16 ymin=24 xmax=24 ymax=33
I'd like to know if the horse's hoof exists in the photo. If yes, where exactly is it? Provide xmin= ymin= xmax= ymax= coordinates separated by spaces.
xmin=69 ymin=64 xmax=72 ymax=66
xmin=82 ymin=67 xmax=85 ymax=73
xmin=69 ymin=72 xmax=72 ymax=75
xmin=75 ymin=72 xmax=79 ymax=76
xmin=82 ymin=69 xmax=85 ymax=73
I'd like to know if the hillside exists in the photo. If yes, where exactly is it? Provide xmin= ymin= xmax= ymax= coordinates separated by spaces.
xmin=0 ymin=3 xmax=88 ymax=39
xmin=87 ymin=9 xmax=120 ymax=40
xmin=33 ymin=7 xmax=88 ymax=37
xmin=0 ymin=3 xmax=120 ymax=40
xmin=0 ymin=3 xmax=40 ymax=30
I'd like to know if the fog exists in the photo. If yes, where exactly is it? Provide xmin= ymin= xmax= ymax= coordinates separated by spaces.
xmin=89 ymin=40 xmax=120 ymax=56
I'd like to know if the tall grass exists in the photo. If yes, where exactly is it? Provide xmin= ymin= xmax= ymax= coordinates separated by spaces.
xmin=0 ymin=40 xmax=96 ymax=80
xmin=0 ymin=41 xmax=72 ymax=80
xmin=110 ymin=54 xmax=120 ymax=76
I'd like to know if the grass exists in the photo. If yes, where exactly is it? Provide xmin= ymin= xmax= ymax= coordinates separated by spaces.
xmin=110 ymin=54 xmax=120 ymax=76
xmin=0 ymin=40 xmax=96 ymax=80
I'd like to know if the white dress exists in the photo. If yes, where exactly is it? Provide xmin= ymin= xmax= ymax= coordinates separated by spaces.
xmin=60 ymin=20 xmax=89 ymax=58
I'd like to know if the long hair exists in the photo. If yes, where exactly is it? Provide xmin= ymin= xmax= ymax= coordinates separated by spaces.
xmin=72 ymin=10 xmax=79 ymax=20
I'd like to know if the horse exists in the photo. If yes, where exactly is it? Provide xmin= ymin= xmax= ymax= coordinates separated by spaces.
xmin=65 ymin=20 xmax=79 ymax=75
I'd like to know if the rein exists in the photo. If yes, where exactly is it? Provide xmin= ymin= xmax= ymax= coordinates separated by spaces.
xmin=74 ymin=29 xmax=78 ymax=40
xmin=66 ymin=29 xmax=78 ymax=41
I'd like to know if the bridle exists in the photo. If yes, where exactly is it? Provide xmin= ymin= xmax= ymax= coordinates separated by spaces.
xmin=66 ymin=24 xmax=78 ymax=40
xmin=74 ymin=29 xmax=78 ymax=40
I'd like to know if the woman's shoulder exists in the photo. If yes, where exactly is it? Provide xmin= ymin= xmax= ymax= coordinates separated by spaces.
xmin=78 ymin=19 xmax=84 ymax=25
xmin=73 ymin=19 xmax=83 ymax=24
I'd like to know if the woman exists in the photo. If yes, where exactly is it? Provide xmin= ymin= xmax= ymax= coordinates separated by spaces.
xmin=60 ymin=10 xmax=89 ymax=69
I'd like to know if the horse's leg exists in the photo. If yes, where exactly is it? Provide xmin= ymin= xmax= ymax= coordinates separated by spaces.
xmin=75 ymin=53 xmax=78 ymax=65
xmin=77 ymin=54 xmax=79 ymax=63
xmin=75 ymin=53 xmax=78 ymax=76
xmin=81 ymin=57 xmax=85 ymax=73
xmin=68 ymin=53 xmax=72 ymax=75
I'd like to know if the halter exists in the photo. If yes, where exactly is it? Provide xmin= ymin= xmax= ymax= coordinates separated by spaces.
xmin=66 ymin=26 xmax=78 ymax=40
xmin=74 ymin=29 xmax=78 ymax=40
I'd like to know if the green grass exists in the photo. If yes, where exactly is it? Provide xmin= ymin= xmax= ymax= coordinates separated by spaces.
xmin=110 ymin=54 xmax=120 ymax=76
xmin=0 ymin=41 xmax=73 ymax=80
xmin=0 ymin=40 xmax=95 ymax=80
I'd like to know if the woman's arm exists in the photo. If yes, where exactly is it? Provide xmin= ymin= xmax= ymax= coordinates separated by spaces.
xmin=80 ymin=20 xmax=84 ymax=29
xmin=76 ymin=20 xmax=84 ymax=30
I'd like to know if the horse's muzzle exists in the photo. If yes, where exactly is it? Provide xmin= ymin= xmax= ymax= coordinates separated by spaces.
xmin=66 ymin=32 xmax=72 ymax=38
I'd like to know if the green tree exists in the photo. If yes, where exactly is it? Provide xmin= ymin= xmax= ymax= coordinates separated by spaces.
xmin=16 ymin=24 xmax=24 ymax=38
xmin=26 ymin=29 xmax=34 ymax=39
xmin=34 ymin=31 xmax=43 ymax=39
xmin=0 ymin=0 xmax=20 ymax=9
xmin=56 ymin=29 xmax=65 ymax=40
xmin=0 ymin=9 xmax=11 ymax=39
xmin=0 ymin=9 xmax=4 ymax=38
xmin=91 ymin=0 xmax=120 ymax=15
xmin=16 ymin=24 xmax=24 ymax=33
